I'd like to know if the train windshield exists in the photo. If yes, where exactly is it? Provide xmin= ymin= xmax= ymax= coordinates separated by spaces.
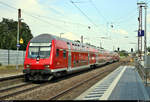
xmin=28 ymin=43 xmax=51 ymax=58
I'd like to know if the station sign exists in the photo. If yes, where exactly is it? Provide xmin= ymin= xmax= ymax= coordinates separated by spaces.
xmin=16 ymin=44 xmax=20 ymax=47
xmin=138 ymin=30 xmax=144 ymax=37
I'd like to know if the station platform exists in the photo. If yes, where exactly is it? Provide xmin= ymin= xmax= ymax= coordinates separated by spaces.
xmin=76 ymin=66 xmax=150 ymax=100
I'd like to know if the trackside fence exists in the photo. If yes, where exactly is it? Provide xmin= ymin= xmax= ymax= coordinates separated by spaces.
xmin=0 ymin=49 xmax=26 ymax=65
xmin=135 ymin=57 xmax=150 ymax=86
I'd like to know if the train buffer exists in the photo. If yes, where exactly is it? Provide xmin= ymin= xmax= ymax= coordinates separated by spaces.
xmin=76 ymin=66 xmax=150 ymax=100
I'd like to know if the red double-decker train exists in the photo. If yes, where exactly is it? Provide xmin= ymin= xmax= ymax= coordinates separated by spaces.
xmin=23 ymin=34 xmax=120 ymax=81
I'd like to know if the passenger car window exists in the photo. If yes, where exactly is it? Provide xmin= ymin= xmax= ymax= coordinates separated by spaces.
xmin=63 ymin=50 xmax=66 ymax=58
xmin=56 ymin=49 xmax=59 ymax=57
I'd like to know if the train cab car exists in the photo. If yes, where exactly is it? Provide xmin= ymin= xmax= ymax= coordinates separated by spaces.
xmin=23 ymin=34 xmax=55 ymax=81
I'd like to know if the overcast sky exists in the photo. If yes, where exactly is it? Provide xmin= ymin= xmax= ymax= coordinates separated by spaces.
xmin=1 ymin=0 xmax=150 ymax=51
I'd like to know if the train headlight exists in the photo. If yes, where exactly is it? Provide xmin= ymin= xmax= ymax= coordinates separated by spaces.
xmin=44 ymin=65 xmax=50 ymax=68
xmin=26 ymin=64 xmax=30 ymax=68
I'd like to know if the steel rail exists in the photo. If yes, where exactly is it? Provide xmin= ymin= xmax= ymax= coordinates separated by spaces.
xmin=0 ymin=83 xmax=49 ymax=100
xmin=0 ymin=74 xmax=24 ymax=82
xmin=0 ymin=82 xmax=31 ymax=93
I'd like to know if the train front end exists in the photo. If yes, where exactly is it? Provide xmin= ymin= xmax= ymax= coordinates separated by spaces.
xmin=23 ymin=34 xmax=53 ymax=81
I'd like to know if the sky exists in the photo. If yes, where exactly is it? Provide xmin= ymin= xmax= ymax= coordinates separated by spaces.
xmin=0 ymin=0 xmax=150 ymax=52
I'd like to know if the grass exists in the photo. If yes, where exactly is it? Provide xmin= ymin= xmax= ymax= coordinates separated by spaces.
xmin=120 ymin=56 xmax=127 ymax=59
xmin=0 ymin=65 xmax=24 ymax=75
xmin=0 ymin=65 xmax=23 ymax=70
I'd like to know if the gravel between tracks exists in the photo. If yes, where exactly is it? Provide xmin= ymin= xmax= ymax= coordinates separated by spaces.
xmin=0 ymin=78 xmax=24 ymax=89
xmin=6 ymin=59 xmax=129 ymax=100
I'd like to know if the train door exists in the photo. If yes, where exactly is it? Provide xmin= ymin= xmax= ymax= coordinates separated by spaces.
xmin=96 ymin=52 xmax=98 ymax=64
xmin=88 ymin=52 xmax=90 ymax=64
xmin=67 ymin=43 xmax=71 ymax=71
xmin=87 ymin=47 xmax=90 ymax=64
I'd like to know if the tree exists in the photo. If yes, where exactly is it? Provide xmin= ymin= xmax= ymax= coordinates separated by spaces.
xmin=74 ymin=40 xmax=80 ymax=43
xmin=119 ymin=50 xmax=128 ymax=57
xmin=114 ymin=50 xmax=118 ymax=52
xmin=147 ymin=46 xmax=150 ymax=52
xmin=0 ymin=18 xmax=33 ymax=50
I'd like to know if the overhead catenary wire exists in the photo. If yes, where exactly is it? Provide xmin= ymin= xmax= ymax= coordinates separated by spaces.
xmin=88 ymin=0 xmax=111 ymax=37
xmin=69 ymin=0 xmax=109 ymax=39
xmin=0 ymin=0 xmax=107 ymax=35
xmin=0 ymin=1 xmax=17 ymax=10
xmin=0 ymin=1 xmax=69 ymax=32
xmin=70 ymin=0 xmax=97 ymax=27
xmin=0 ymin=1 xmax=88 ymax=36
xmin=115 ymin=8 xmax=138 ymax=24
xmin=89 ymin=0 xmax=108 ymax=22
xmin=0 ymin=0 xmax=108 ymax=40
xmin=0 ymin=0 xmax=138 ymax=48
xmin=22 ymin=10 xmax=71 ymax=33
xmin=0 ymin=0 xmax=105 ymax=42
xmin=0 ymin=1 xmax=75 ymax=25
xmin=27 ymin=13 xmax=92 ymax=27
xmin=0 ymin=1 xmax=93 ymax=27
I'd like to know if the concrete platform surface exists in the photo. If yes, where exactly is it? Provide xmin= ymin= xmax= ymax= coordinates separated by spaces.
xmin=76 ymin=66 xmax=150 ymax=100
xmin=108 ymin=66 xmax=149 ymax=100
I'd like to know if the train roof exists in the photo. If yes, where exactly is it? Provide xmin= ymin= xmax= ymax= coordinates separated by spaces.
xmin=30 ymin=34 xmax=58 ymax=43
xmin=30 ymin=33 xmax=76 ymax=43
xmin=30 ymin=33 xmax=86 ymax=45
xmin=30 ymin=33 xmax=110 ymax=52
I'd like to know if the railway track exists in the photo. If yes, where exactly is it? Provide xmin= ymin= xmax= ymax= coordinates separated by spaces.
xmin=0 ymin=74 xmax=45 ymax=100
xmin=0 ymin=82 xmax=50 ymax=100
xmin=48 ymin=64 xmax=121 ymax=100
xmin=0 ymin=82 xmax=30 ymax=93
xmin=0 ymin=74 xmax=24 ymax=82
xmin=0 ymin=76 xmax=26 ymax=95
xmin=2 ymin=59 xmax=129 ymax=100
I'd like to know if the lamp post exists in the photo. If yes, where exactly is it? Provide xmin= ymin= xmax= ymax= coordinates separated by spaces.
xmin=60 ymin=33 xmax=64 ymax=38
xmin=16 ymin=9 xmax=23 ymax=70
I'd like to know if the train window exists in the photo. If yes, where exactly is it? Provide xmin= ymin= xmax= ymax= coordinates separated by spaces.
xmin=63 ymin=50 xmax=66 ymax=58
xmin=74 ymin=55 xmax=76 ymax=64
xmin=28 ymin=46 xmax=51 ymax=58
xmin=56 ymin=49 xmax=59 ymax=57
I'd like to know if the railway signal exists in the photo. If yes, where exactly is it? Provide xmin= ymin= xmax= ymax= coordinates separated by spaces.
xmin=118 ymin=47 xmax=120 ymax=52
xmin=20 ymin=38 xmax=23 ymax=44
xmin=131 ymin=48 xmax=133 ymax=52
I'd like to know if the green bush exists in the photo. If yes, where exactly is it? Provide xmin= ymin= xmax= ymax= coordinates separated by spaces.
xmin=0 ymin=63 xmax=2 ymax=66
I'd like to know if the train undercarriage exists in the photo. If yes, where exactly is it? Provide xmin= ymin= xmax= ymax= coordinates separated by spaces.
xmin=23 ymin=68 xmax=53 ymax=81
